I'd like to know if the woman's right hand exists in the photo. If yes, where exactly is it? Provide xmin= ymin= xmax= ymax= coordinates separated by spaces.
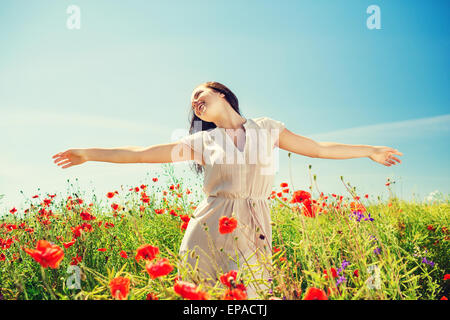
xmin=52 ymin=149 xmax=88 ymax=169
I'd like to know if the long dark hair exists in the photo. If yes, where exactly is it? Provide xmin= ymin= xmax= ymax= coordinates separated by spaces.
xmin=187 ymin=81 xmax=243 ymax=176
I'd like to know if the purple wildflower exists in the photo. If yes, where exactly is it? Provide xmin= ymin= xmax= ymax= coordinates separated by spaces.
xmin=352 ymin=210 xmax=364 ymax=222
xmin=374 ymin=247 xmax=381 ymax=255
xmin=336 ymin=275 xmax=346 ymax=286
xmin=351 ymin=210 xmax=374 ymax=222
xmin=337 ymin=260 xmax=351 ymax=275
xmin=422 ymin=257 xmax=435 ymax=267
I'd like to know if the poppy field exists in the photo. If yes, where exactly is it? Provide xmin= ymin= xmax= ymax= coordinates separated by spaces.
xmin=0 ymin=165 xmax=449 ymax=300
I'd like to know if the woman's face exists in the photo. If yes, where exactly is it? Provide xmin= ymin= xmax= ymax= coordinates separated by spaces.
xmin=190 ymin=86 xmax=226 ymax=122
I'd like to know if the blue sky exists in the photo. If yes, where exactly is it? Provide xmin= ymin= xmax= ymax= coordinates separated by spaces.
xmin=1 ymin=0 xmax=449 ymax=213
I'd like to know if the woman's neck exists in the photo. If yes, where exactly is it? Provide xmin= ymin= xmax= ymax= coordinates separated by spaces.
xmin=214 ymin=111 xmax=247 ymax=130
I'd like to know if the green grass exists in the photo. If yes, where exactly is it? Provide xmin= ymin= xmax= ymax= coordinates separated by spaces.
xmin=0 ymin=166 xmax=448 ymax=300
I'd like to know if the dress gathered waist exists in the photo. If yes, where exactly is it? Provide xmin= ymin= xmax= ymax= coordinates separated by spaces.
xmin=207 ymin=194 xmax=268 ymax=201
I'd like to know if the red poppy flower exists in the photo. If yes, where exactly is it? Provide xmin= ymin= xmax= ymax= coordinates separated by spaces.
xmin=152 ymin=177 xmax=158 ymax=182
xmin=444 ymin=274 xmax=450 ymax=280
xmin=222 ymin=288 xmax=247 ymax=300
xmin=98 ymin=248 xmax=107 ymax=252
xmin=350 ymin=201 xmax=366 ymax=213
xmin=303 ymin=287 xmax=328 ymax=300
xmin=79 ymin=223 xmax=93 ymax=232
xmin=179 ymin=215 xmax=190 ymax=231
xmin=301 ymin=198 xmax=316 ymax=218
xmin=353 ymin=269 xmax=359 ymax=278
xmin=111 ymin=203 xmax=119 ymax=211
xmin=119 ymin=250 xmax=128 ymax=259
xmin=80 ymin=211 xmax=96 ymax=221
xmin=106 ymin=192 xmax=115 ymax=199
xmin=145 ymin=258 xmax=174 ymax=279
xmin=32 ymin=195 xmax=39 ymax=199
xmin=109 ymin=277 xmax=130 ymax=300
xmin=9 ymin=207 xmax=17 ymax=214
xmin=105 ymin=222 xmax=115 ymax=229
xmin=323 ymin=267 xmax=338 ymax=279
xmin=441 ymin=296 xmax=448 ymax=300
xmin=290 ymin=190 xmax=311 ymax=204
xmin=23 ymin=240 xmax=64 ymax=269
xmin=173 ymin=281 xmax=209 ymax=300
xmin=135 ymin=244 xmax=159 ymax=262
xmin=180 ymin=221 xmax=189 ymax=231
xmin=1 ymin=238 xmax=13 ymax=250
xmin=169 ymin=209 xmax=178 ymax=217
xmin=134 ymin=187 xmax=140 ymax=192
xmin=219 ymin=216 xmax=238 ymax=234
xmin=220 ymin=270 xmax=238 ymax=288
xmin=63 ymin=240 xmax=76 ymax=249
xmin=5 ymin=224 xmax=17 ymax=232
xmin=70 ymin=254 xmax=82 ymax=265
xmin=280 ymin=182 xmax=288 ymax=188
xmin=146 ymin=292 xmax=159 ymax=300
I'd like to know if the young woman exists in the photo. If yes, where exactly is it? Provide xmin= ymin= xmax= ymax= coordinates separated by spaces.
xmin=52 ymin=81 xmax=403 ymax=299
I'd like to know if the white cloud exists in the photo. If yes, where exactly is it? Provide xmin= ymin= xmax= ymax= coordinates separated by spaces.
xmin=307 ymin=114 xmax=450 ymax=141
xmin=1 ymin=110 xmax=170 ymax=136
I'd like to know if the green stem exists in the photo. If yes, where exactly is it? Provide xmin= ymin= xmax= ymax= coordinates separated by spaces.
xmin=40 ymin=266 xmax=57 ymax=300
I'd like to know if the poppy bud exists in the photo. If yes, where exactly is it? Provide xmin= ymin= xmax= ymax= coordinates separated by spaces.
xmin=229 ymin=277 xmax=236 ymax=289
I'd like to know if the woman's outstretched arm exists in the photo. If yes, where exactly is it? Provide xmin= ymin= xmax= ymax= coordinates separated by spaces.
xmin=52 ymin=141 xmax=201 ymax=169
xmin=278 ymin=128 xmax=403 ymax=166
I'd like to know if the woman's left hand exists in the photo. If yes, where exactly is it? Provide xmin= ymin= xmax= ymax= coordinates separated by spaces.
xmin=369 ymin=146 xmax=403 ymax=166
